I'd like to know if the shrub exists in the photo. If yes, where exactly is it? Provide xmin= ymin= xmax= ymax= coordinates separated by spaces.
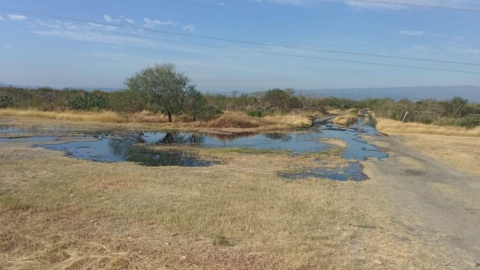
xmin=68 ymin=92 xmax=109 ymax=111
xmin=0 ymin=96 xmax=13 ymax=108
xmin=246 ymin=109 xmax=262 ymax=117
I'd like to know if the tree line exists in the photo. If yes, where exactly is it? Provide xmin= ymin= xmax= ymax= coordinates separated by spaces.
xmin=1 ymin=63 xmax=479 ymax=128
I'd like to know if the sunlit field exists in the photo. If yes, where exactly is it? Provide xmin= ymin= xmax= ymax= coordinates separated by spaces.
xmin=0 ymin=118 xmax=447 ymax=269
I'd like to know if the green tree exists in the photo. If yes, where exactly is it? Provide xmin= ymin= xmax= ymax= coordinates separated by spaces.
xmin=442 ymin=96 xmax=468 ymax=118
xmin=185 ymin=85 xmax=204 ymax=121
xmin=125 ymin=64 xmax=189 ymax=122
xmin=68 ymin=92 xmax=109 ymax=111
xmin=109 ymin=90 xmax=147 ymax=114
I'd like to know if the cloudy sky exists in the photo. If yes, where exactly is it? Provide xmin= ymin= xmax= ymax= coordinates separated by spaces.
xmin=1 ymin=0 xmax=480 ymax=91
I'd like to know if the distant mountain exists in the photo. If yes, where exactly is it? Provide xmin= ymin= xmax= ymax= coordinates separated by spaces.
xmin=298 ymin=85 xmax=480 ymax=102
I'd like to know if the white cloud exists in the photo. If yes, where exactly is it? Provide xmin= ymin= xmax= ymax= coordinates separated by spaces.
xmin=124 ymin=18 xmax=135 ymax=24
xmin=3 ymin=45 xmax=12 ymax=49
xmin=103 ymin=15 xmax=135 ymax=24
xmin=87 ymin=22 xmax=117 ymax=32
xmin=262 ymin=0 xmax=310 ymax=5
xmin=183 ymin=25 xmax=195 ymax=32
xmin=260 ymin=0 xmax=480 ymax=10
xmin=345 ymin=0 xmax=480 ymax=10
xmin=400 ymin=30 xmax=424 ymax=36
xmin=104 ymin=15 xmax=113 ymax=22
xmin=143 ymin=18 xmax=177 ymax=28
xmin=0 ymin=15 xmax=4 ymax=20
xmin=447 ymin=44 xmax=480 ymax=55
xmin=414 ymin=45 xmax=429 ymax=51
xmin=8 ymin=14 xmax=27 ymax=21
xmin=32 ymin=29 xmax=141 ymax=45
xmin=31 ymin=19 xmax=141 ymax=45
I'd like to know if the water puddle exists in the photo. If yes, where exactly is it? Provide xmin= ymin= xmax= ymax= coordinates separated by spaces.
xmin=279 ymin=162 xmax=367 ymax=181
xmin=40 ymin=136 xmax=218 ymax=167
xmin=3 ymin=116 xmax=387 ymax=178
xmin=0 ymin=136 xmax=60 ymax=143
xmin=0 ymin=126 xmax=22 ymax=134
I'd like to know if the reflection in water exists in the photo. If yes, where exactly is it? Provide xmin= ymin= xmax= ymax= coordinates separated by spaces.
xmin=125 ymin=147 xmax=214 ymax=167
xmin=264 ymin=133 xmax=292 ymax=142
xmin=35 ymin=117 xmax=387 ymax=177
xmin=108 ymin=135 xmax=213 ymax=166
xmin=206 ymin=132 xmax=256 ymax=141
xmin=41 ymin=136 xmax=217 ymax=167
xmin=0 ymin=126 xmax=22 ymax=134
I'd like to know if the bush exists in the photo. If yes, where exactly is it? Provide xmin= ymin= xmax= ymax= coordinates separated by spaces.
xmin=457 ymin=114 xmax=480 ymax=129
xmin=68 ymin=92 xmax=109 ymax=111
xmin=246 ymin=109 xmax=262 ymax=117
xmin=0 ymin=96 xmax=13 ymax=108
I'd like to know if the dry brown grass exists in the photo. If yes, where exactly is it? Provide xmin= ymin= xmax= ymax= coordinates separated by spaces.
xmin=206 ymin=112 xmax=312 ymax=131
xmin=396 ymin=134 xmax=480 ymax=176
xmin=333 ymin=114 xmax=358 ymax=127
xmin=0 ymin=109 xmax=312 ymax=132
xmin=0 ymin=121 xmax=447 ymax=269
xmin=318 ymin=138 xmax=348 ymax=149
xmin=0 ymin=108 xmax=124 ymax=123
xmin=375 ymin=117 xmax=480 ymax=176
xmin=207 ymin=114 xmax=260 ymax=128
xmin=376 ymin=118 xmax=480 ymax=137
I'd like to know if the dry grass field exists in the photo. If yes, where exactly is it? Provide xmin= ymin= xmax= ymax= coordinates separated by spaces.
xmin=0 ymin=109 xmax=312 ymax=132
xmin=376 ymin=118 xmax=480 ymax=176
xmin=376 ymin=118 xmax=480 ymax=137
xmin=0 ymin=118 xmax=449 ymax=269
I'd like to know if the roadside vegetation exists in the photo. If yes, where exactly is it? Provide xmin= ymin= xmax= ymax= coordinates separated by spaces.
xmin=1 ymin=63 xmax=479 ymax=132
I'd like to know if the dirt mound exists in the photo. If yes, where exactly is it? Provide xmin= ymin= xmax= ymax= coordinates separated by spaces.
xmin=333 ymin=114 xmax=358 ymax=127
xmin=207 ymin=115 xmax=260 ymax=128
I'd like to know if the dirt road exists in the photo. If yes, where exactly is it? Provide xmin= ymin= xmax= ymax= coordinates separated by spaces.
xmin=364 ymin=134 xmax=480 ymax=268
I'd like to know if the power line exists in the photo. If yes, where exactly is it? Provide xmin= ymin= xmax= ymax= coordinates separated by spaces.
xmin=87 ymin=28 xmax=480 ymax=74
xmin=343 ymin=0 xmax=480 ymax=13
xmin=1 ymin=7 xmax=480 ymax=68
xmin=1 ymin=8 xmax=480 ymax=74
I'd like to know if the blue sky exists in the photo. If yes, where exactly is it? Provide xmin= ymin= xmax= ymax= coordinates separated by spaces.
xmin=1 ymin=0 xmax=480 ymax=92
